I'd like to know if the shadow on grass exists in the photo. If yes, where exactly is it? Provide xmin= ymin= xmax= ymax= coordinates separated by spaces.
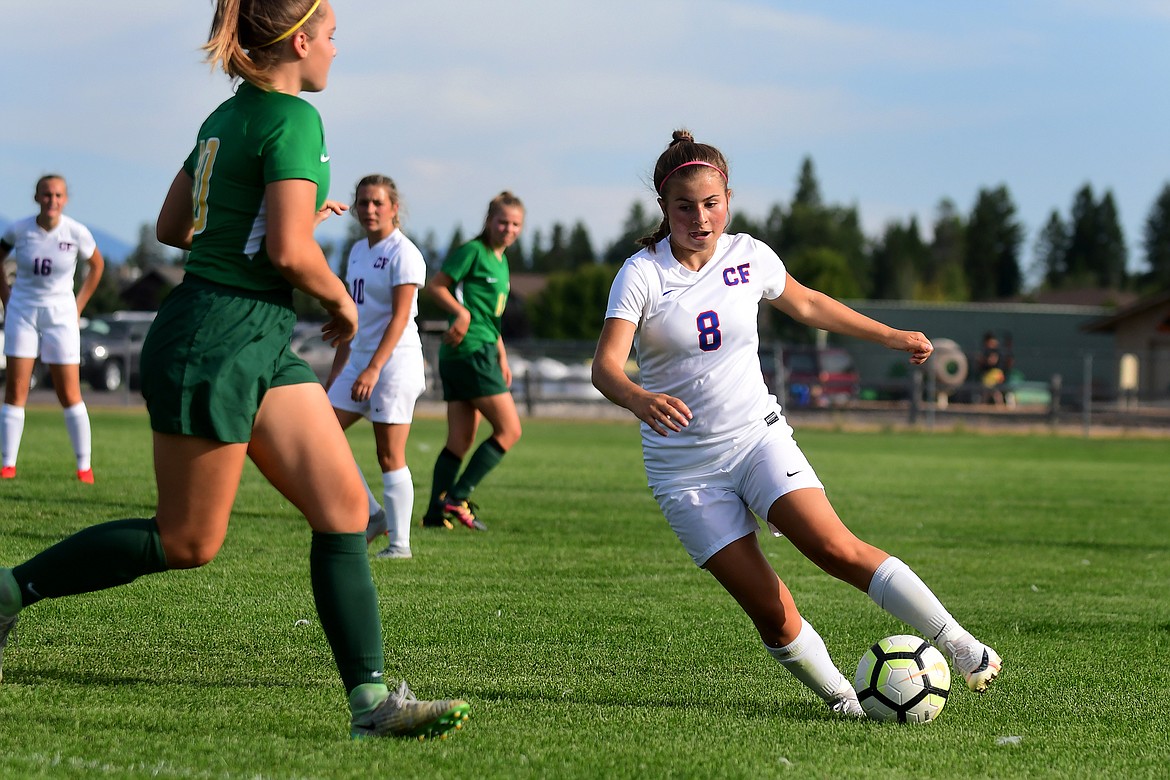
xmin=464 ymin=685 xmax=839 ymax=721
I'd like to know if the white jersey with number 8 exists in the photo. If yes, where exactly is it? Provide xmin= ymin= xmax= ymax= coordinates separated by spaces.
xmin=605 ymin=233 xmax=790 ymax=477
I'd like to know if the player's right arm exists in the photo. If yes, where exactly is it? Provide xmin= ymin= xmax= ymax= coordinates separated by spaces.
xmin=425 ymin=270 xmax=471 ymax=347
xmin=592 ymin=317 xmax=691 ymax=437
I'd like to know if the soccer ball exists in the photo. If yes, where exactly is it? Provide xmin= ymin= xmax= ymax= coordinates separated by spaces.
xmin=854 ymin=634 xmax=950 ymax=724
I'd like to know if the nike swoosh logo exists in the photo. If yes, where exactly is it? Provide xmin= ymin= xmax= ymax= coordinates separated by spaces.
xmin=662 ymin=289 xmax=677 ymax=297
xmin=320 ymin=154 xmax=330 ymax=163
xmin=786 ymin=470 xmax=802 ymax=477
xmin=26 ymin=582 xmax=41 ymax=598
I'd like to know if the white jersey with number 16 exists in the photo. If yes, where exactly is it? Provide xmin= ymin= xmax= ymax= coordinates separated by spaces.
xmin=2 ymin=214 xmax=97 ymax=306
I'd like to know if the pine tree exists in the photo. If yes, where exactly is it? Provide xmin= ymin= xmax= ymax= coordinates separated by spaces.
xmin=1142 ymin=182 xmax=1170 ymax=288
xmin=1034 ymin=210 xmax=1070 ymax=290
xmin=964 ymin=186 xmax=1023 ymax=300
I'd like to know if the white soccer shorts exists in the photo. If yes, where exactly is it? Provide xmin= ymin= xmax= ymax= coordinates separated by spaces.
xmin=3 ymin=298 xmax=81 ymax=364
xmin=327 ymin=349 xmax=425 ymax=424
xmin=649 ymin=425 xmax=824 ymax=567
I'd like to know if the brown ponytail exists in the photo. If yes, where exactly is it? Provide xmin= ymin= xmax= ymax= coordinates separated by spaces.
xmin=204 ymin=0 xmax=326 ymax=89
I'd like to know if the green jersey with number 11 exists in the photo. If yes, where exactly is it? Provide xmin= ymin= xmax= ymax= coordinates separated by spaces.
xmin=182 ymin=82 xmax=330 ymax=292
xmin=439 ymin=238 xmax=511 ymax=357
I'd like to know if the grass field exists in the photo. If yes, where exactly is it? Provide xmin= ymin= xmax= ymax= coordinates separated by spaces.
xmin=0 ymin=406 xmax=1168 ymax=779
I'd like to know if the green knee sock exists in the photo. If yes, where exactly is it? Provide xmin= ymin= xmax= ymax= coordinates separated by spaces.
xmin=426 ymin=448 xmax=463 ymax=517
xmin=11 ymin=517 xmax=168 ymax=607
xmin=450 ymin=437 xmax=506 ymax=501
xmin=310 ymin=531 xmax=385 ymax=694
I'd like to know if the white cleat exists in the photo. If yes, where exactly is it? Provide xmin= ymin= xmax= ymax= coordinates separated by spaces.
xmin=827 ymin=689 xmax=865 ymax=718
xmin=946 ymin=639 xmax=1002 ymax=693
xmin=375 ymin=546 xmax=413 ymax=560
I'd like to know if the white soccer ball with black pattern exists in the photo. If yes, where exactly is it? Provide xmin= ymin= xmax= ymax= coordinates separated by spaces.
xmin=854 ymin=634 xmax=950 ymax=723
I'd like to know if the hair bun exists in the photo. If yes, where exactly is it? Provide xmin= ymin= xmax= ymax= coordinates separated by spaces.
xmin=670 ymin=129 xmax=695 ymax=145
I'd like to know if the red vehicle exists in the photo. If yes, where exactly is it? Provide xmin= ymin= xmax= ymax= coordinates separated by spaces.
xmin=782 ymin=346 xmax=861 ymax=408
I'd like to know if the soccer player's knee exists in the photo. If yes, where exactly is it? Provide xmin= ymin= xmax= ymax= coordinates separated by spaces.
xmin=164 ymin=541 xmax=220 ymax=569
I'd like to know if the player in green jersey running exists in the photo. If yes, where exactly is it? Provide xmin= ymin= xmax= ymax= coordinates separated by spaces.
xmin=0 ymin=0 xmax=469 ymax=742
xmin=421 ymin=192 xmax=526 ymax=531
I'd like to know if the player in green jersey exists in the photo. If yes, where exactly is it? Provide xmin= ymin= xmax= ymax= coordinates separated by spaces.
xmin=0 ymin=0 xmax=469 ymax=742
xmin=421 ymin=192 xmax=525 ymax=531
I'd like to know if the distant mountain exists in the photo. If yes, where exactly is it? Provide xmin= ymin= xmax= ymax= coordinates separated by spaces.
xmin=89 ymin=227 xmax=134 ymax=263
xmin=0 ymin=215 xmax=133 ymax=263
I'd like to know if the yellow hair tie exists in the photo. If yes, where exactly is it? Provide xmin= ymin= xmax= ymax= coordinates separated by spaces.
xmin=263 ymin=0 xmax=322 ymax=47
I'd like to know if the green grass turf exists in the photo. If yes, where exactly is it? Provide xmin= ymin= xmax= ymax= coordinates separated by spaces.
xmin=0 ymin=406 xmax=1168 ymax=779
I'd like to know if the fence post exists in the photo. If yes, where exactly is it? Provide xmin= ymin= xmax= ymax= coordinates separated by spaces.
xmin=925 ymin=366 xmax=936 ymax=431
xmin=1082 ymin=353 xmax=1092 ymax=437
xmin=773 ymin=343 xmax=787 ymax=410
xmin=1048 ymin=374 xmax=1062 ymax=429
xmin=909 ymin=368 xmax=922 ymax=425
xmin=523 ymin=368 xmax=535 ymax=417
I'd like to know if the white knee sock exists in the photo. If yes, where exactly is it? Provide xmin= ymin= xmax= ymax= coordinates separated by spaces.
xmin=382 ymin=467 xmax=413 ymax=552
xmin=2 ymin=404 xmax=26 ymax=468
xmin=63 ymin=402 xmax=92 ymax=471
xmin=765 ymin=617 xmax=853 ymax=703
xmin=868 ymin=556 xmax=965 ymax=647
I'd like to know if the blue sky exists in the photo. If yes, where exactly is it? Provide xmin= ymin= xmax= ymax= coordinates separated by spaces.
xmin=3 ymin=0 xmax=1168 ymax=278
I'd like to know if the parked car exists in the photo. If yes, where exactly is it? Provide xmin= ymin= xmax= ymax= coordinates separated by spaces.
xmin=780 ymin=345 xmax=861 ymax=408
xmin=79 ymin=311 xmax=157 ymax=392
xmin=290 ymin=321 xmax=338 ymax=384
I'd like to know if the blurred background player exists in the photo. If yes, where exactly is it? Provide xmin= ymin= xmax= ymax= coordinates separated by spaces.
xmin=326 ymin=174 xmax=426 ymax=560
xmin=421 ymin=191 xmax=525 ymax=532
xmin=592 ymin=130 xmax=1001 ymax=716
xmin=0 ymin=174 xmax=105 ymax=482
xmin=0 ymin=0 xmax=468 ymax=741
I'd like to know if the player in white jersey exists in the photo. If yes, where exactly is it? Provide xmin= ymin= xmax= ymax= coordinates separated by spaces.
xmin=0 ymin=174 xmax=105 ymax=482
xmin=592 ymin=131 xmax=1002 ymax=717
xmin=326 ymin=175 xmax=427 ymax=560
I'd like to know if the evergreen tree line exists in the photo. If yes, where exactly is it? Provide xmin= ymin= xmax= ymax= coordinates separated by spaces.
xmin=98 ymin=157 xmax=1170 ymax=340
xmin=520 ymin=158 xmax=1170 ymax=339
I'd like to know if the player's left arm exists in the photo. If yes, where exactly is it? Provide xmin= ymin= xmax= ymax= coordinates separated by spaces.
xmin=74 ymin=246 xmax=105 ymax=316
xmin=770 ymin=273 xmax=933 ymax=365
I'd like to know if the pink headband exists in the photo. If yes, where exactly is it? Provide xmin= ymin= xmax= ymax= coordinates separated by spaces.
xmin=657 ymin=161 xmax=728 ymax=194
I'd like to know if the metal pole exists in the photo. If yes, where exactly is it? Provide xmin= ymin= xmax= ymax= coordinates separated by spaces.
xmin=925 ymin=367 xmax=936 ymax=431
xmin=909 ymin=368 xmax=922 ymax=425
xmin=774 ymin=342 xmax=787 ymax=409
xmin=1048 ymin=374 xmax=1061 ymax=430
xmin=1082 ymin=353 xmax=1092 ymax=437
xmin=523 ymin=368 xmax=535 ymax=417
